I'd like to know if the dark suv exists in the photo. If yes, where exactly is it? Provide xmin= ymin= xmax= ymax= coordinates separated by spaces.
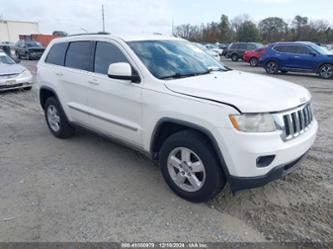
xmin=225 ymin=42 xmax=263 ymax=61
xmin=259 ymin=42 xmax=333 ymax=79
xmin=15 ymin=40 xmax=45 ymax=60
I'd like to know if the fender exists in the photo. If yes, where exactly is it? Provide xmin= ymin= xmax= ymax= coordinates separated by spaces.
xmin=150 ymin=117 xmax=232 ymax=183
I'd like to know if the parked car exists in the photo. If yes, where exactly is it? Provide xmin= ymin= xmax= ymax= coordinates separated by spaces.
xmin=37 ymin=34 xmax=317 ymax=202
xmin=243 ymin=47 xmax=267 ymax=67
xmin=194 ymin=43 xmax=221 ymax=61
xmin=15 ymin=40 xmax=45 ymax=60
xmin=204 ymin=44 xmax=223 ymax=56
xmin=225 ymin=42 xmax=263 ymax=61
xmin=218 ymin=43 xmax=230 ymax=56
xmin=0 ymin=51 xmax=33 ymax=91
xmin=259 ymin=42 xmax=333 ymax=79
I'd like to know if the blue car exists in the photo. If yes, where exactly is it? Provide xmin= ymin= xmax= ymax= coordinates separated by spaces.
xmin=259 ymin=42 xmax=333 ymax=79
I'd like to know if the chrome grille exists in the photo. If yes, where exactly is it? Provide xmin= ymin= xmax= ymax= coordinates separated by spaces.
xmin=275 ymin=103 xmax=314 ymax=141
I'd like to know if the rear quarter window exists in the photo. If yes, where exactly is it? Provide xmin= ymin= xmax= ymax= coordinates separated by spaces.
xmin=45 ymin=42 xmax=68 ymax=66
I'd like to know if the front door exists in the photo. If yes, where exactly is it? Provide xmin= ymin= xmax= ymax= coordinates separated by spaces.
xmin=86 ymin=41 xmax=143 ymax=147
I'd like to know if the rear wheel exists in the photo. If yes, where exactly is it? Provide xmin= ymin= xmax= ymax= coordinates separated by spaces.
xmin=159 ymin=130 xmax=226 ymax=203
xmin=249 ymin=57 xmax=258 ymax=67
xmin=319 ymin=64 xmax=333 ymax=79
xmin=44 ymin=97 xmax=75 ymax=138
xmin=265 ymin=61 xmax=279 ymax=74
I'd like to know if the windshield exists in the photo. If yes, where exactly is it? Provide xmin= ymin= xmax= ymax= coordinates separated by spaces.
xmin=0 ymin=54 xmax=15 ymax=65
xmin=127 ymin=40 xmax=227 ymax=80
xmin=26 ymin=41 xmax=43 ymax=48
xmin=308 ymin=43 xmax=332 ymax=55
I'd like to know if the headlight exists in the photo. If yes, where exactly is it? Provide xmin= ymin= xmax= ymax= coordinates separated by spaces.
xmin=229 ymin=113 xmax=276 ymax=132
xmin=19 ymin=70 xmax=32 ymax=78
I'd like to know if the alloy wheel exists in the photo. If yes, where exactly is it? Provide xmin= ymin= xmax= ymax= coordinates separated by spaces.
xmin=47 ymin=105 xmax=61 ymax=132
xmin=319 ymin=64 xmax=333 ymax=79
xmin=167 ymin=147 xmax=206 ymax=192
xmin=266 ymin=61 xmax=278 ymax=74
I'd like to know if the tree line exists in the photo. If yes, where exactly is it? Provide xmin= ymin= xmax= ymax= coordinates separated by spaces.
xmin=173 ymin=14 xmax=333 ymax=44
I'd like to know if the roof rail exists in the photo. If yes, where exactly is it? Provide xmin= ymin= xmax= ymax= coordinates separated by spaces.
xmin=68 ymin=32 xmax=110 ymax=37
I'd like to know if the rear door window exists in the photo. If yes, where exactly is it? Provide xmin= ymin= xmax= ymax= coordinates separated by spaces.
xmin=65 ymin=41 xmax=94 ymax=71
xmin=247 ymin=44 xmax=256 ymax=50
xmin=45 ymin=42 xmax=68 ymax=66
xmin=94 ymin=42 xmax=129 ymax=74
xmin=239 ymin=43 xmax=247 ymax=50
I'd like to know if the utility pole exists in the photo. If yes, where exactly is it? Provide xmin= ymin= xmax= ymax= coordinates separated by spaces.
xmin=102 ymin=4 xmax=105 ymax=32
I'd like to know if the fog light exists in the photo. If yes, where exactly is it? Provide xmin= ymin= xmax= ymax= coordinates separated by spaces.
xmin=256 ymin=155 xmax=275 ymax=168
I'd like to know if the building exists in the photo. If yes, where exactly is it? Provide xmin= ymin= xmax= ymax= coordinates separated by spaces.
xmin=0 ymin=20 xmax=40 ymax=43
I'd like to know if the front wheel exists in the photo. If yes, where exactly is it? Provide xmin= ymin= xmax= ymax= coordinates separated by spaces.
xmin=265 ymin=61 xmax=279 ymax=74
xmin=159 ymin=130 xmax=226 ymax=203
xmin=319 ymin=64 xmax=333 ymax=79
xmin=44 ymin=97 xmax=75 ymax=138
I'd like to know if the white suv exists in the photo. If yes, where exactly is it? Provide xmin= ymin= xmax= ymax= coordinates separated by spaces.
xmin=37 ymin=34 xmax=318 ymax=202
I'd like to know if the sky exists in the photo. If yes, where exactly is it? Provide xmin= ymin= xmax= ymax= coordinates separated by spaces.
xmin=0 ymin=0 xmax=332 ymax=35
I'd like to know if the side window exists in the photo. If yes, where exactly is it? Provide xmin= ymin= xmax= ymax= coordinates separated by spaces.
xmin=45 ymin=43 xmax=68 ymax=66
xmin=247 ymin=44 xmax=256 ymax=50
xmin=239 ymin=43 xmax=247 ymax=50
xmin=296 ymin=46 xmax=312 ymax=55
xmin=273 ymin=46 xmax=286 ymax=52
xmin=230 ymin=43 xmax=238 ymax=49
xmin=94 ymin=42 xmax=129 ymax=74
xmin=65 ymin=41 xmax=94 ymax=71
xmin=284 ymin=46 xmax=298 ymax=54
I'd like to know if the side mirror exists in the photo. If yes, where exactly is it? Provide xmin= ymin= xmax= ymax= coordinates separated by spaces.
xmin=107 ymin=62 xmax=140 ymax=83
xmin=309 ymin=52 xmax=317 ymax=56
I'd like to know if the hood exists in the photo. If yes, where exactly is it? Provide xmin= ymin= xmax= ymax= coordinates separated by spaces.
xmin=164 ymin=70 xmax=311 ymax=113
xmin=0 ymin=63 xmax=25 ymax=75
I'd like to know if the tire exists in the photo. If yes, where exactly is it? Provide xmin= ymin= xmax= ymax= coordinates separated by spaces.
xmin=26 ymin=53 xmax=31 ymax=60
xmin=318 ymin=64 xmax=333 ymax=79
xmin=159 ymin=130 xmax=226 ymax=203
xmin=265 ymin=61 xmax=279 ymax=74
xmin=15 ymin=51 xmax=20 ymax=59
xmin=249 ymin=57 xmax=258 ymax=67
xmin=231 ymin=54 xmax=239 ymax=62
xmin=44 ymin=97 xmax=75 ymax=138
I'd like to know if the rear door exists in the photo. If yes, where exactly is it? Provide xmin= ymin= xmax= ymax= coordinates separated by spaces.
xmin=60 ymin=41 xmax=95 ymax=124
xmin=272 ymin=45 xmax=293 ymax=68
xmin=85 ymin=40 xmax=143 ymax=147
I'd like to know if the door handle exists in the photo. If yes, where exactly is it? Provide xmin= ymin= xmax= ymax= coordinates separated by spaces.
xmin=55 ymin=72 xmax=63 ymax=77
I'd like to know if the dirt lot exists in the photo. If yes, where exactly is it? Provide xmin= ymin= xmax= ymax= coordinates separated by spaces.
xmin=0 ymin=59 xmax=332 ymax=242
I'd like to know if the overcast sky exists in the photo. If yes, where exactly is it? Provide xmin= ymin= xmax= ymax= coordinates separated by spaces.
xmin=1 ymin=0 xmax=332 ymax=35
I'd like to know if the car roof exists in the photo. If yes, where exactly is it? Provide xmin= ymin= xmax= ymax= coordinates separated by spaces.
xmin=51 ymin=34 xmax=184 ymax=44
xmin=271 ymin=41 xmax=315 ymax=46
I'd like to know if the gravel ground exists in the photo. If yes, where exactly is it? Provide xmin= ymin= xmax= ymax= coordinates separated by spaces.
xmin=0 ymin=58 xmax=332 ymax=243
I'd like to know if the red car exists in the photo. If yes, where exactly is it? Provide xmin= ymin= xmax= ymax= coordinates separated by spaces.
xmin=243 ymin=47 xmax=267 ymax=67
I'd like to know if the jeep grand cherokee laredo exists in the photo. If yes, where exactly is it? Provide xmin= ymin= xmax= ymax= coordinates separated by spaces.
xmin=37 ymin=35 xmax=318 ymax=202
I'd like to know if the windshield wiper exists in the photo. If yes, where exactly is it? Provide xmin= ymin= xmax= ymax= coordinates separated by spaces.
xmin=159 ymin=72 xmax=205 ymax=80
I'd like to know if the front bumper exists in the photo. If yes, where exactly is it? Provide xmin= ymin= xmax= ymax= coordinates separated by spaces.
xmin=229 ymin=151 xmax=308 ymax=192
xmin=0 ymin=75 xmax=33 ymax=91
xmin=214 ymin=116 xmax=318 ymax=192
